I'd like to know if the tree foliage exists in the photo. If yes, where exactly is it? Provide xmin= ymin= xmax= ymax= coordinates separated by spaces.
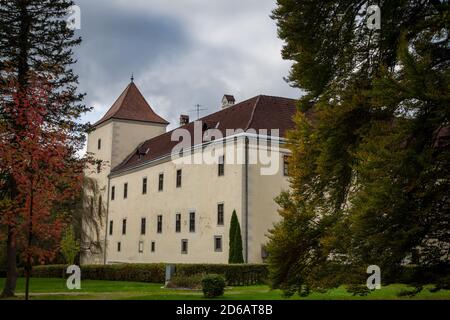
xmin=0 ymin=0 xmax=88 ymax=297
xmin=60 ymin=226 xmax=79 ymax=266
xmin=268 ymin=0 xmax=449 ymax=295
xmin=229 ymin=210 xmax=244 ymax=264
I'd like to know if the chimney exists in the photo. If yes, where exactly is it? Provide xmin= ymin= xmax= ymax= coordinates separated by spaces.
xmin=221 ymin=95 xmax=235 ymax=109
xmin=180 ymin=114 xmax=189 ymax=126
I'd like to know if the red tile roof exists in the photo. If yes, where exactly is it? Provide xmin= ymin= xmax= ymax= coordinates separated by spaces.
xmin=94 ymin=82 xmax=169 ymax=127
xmin=111 ymin=95 xmax=299 ymax=174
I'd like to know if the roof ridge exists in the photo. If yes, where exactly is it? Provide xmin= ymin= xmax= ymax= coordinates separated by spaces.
xmin=245 ymin=95 xmax=262 ymax=131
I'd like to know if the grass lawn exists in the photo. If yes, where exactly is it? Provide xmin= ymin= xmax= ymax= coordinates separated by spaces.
xmin=0 ymin=278 xmax=449 ymax=300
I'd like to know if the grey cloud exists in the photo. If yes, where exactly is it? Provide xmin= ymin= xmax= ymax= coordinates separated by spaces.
xmin=73 ymin=0 xmax=299 ymax=130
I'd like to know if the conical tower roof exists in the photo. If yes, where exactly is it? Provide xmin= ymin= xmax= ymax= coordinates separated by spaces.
xmin=94 ymin=82 xmax=169 ymax=127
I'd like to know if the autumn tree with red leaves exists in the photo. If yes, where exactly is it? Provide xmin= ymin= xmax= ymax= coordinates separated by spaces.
xmin=0 ymin=0 xmax=88 ymax=298
xmin=0 ymin=77 xmax=85 ymax=300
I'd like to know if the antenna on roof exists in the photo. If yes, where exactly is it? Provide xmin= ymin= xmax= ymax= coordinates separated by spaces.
xmin=189 ymin=104 xmax=208 ymax=120
xmin=131 ymin=73 xmax=134 ymax=83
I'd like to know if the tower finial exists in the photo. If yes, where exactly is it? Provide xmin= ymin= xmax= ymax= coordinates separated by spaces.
xmin=131 ymin=73 xmax=134 ymax=83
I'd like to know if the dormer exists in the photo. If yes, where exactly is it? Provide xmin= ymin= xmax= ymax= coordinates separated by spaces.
xmin=221 ymin=94 xmax=235 ymax=109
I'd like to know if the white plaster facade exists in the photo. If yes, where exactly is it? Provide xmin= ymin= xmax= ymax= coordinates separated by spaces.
xmin=81 ymin=85 xmax=294 ymax=265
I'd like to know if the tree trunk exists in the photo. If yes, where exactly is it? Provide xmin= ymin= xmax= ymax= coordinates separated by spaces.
xmin=24 ymin=183 xmax=34 ymax=301
xmin=1 ymin=226 xmax=18 ymax=298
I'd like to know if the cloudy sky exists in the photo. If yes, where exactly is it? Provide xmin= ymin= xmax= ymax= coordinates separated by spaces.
xmin=74 ymin=0 xmax=300 ymax=130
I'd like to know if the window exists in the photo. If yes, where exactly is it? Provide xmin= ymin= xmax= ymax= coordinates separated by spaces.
xmin=261 ymin=245 xmax=269 ymax=261
xmin=123 ymin=183 xmax=128 ymax=199
xmin=138 ymin=241 xmax=144 ymax=253
xmin=157 ymin=215 xmax=163 ymax=233
xmin=97 ymin=162 xmax=101 ymax=174
xmin=181 ymin=239 xmax=188 ymax=254
xmin=283 ymin=155 xmax=290 ymax=176
xmin=98 ymin=196 xmax=102 ymax=216
xmin=98 ymin=138 xmax=101 ymax=150
xmin=218 ymin=156 xmax=225 ymax=176
xmin=117 ymin=242 xmax=121 ymax=252
xmin=142 ymin=177 xmax=147 ymax=194
xmin=141 ymin=218 xmax=146 ymax=235
xmin=176 ymin=169 xmax=182 ymax=188
xmin=89 ymin=197 xmax=94 ymax=215
xmin=214 ymin=236 xmax=223 ymax=252
xmin=111 ymin=186 xmax=115 ymax=201
xmin=151 ymin=241 xmax=155 ymax=252
xmin=217 ymin=203 xmax=224 ymax=226
xmin=175 ymin=213 xmax=181 ymax=233
xmin=189 ymin=212 xmax=196 ymax=233
xmin=158 ymin=173 xmax=164 ymax=191
xmin=122 ymin=219 xmax=127 ymax=235
xmin=109 ymin=220 xmax=113 ymax=236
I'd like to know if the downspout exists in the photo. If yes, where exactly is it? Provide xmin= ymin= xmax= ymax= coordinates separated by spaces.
xmin=244 ymin=136 xmax=249 ymax=264
xmin=103 ymin=175 xmax=111 ymax=265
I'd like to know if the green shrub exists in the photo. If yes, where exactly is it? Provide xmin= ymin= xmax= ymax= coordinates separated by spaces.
xmin=429 ymin=275 xmax=450 ymax=292
xmin=346 ymin=284 xmax=371 ymax=296
xmin=167 ymin=274 xmax=204 ymax=289
xmin=397 ymin=286 xmax=423 ymax=297
xmin=202 ymin=274 xmax=226 ymax=298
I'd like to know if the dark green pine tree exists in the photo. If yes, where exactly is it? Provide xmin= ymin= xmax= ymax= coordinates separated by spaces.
xmin=229 ymin=210 xmax=244 ymax=264
xmin=0 ymin=0 xmax=89 ymax=298
xmin=268 ymin=0 xmax=449 ymax=295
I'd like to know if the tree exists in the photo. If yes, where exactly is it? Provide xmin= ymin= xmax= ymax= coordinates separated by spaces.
xmin=0 ymin=77 xmax=85 ymax=300
xmin=268 ymin=0 xmax=449 ymax=295
xmin=60 ymin=226 xmax=79 ymax=266
xmin=228 ymin=210 xmax=244 ymax=264
xmin=55 ymin=175 xmax=106 ymax=264
xmin=0 ymin=0 xmax=88 ymax=297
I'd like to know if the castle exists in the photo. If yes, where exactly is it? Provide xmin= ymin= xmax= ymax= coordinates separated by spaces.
xmin=81 ymin=80 xmax=297 ymax=265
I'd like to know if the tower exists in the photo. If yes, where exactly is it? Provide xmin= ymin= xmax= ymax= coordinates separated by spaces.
xmin=81 ymin=80 xmax=169 ymax=264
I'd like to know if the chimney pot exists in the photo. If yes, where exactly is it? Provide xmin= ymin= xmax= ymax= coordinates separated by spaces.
xmin=180 ymin=114 xmax=189 ymax=126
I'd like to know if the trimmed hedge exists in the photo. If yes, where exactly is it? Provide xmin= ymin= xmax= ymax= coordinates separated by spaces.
xmin=176 ymin=264 xmax=268 ymax=286
xmin=25 ymin=264 xmax=165 ymax=283
xmin=22 ymin=263 xmax=269 ymax=286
